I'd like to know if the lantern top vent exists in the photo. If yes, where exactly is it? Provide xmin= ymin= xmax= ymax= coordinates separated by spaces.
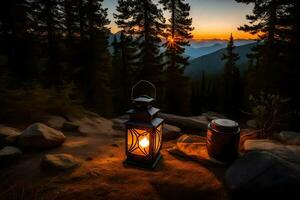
xmin=131 ymin=80 xmax=156 ymax=110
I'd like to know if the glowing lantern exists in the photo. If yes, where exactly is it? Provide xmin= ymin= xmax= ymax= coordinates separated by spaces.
xmin=124 ymin=80 xmax=164 ymax=168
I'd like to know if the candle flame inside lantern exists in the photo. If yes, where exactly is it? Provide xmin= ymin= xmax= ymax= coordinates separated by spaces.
xmin=139 ymin=136 xmax=149 ymax=148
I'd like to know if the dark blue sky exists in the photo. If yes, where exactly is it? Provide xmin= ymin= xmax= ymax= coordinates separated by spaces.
xmin=103 ymin=0 xmax=255 ymax=39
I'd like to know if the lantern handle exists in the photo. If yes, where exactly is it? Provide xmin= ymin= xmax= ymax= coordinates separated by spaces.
xmin=131 ymin=80 xmax=156 ymax=100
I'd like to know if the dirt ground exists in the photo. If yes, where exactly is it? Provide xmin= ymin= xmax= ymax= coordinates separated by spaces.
xmin=0 ymin=116 xmax=230 ymax=200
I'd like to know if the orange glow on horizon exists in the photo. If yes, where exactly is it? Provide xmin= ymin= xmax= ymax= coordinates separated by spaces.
xmin=110 ymin=25 xmax=258 ymax=40
xmin=191 ymin=29 xmax=258 ymax=40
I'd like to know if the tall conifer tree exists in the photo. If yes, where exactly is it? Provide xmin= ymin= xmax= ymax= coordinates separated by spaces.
xmin=159 ymin=0 xmax=193 ymax=114
xmin=30 ymin=0 xmax=66 ymax=86
xmin=113 ymin=0 xmax=139 ymax=113
xmin=221 ymin=34 xmax=241 ymax=116
xmin=81 ymin=0 xmax=113 ymax=116
xmin=129 ymin=0 xmax=166 ymax=83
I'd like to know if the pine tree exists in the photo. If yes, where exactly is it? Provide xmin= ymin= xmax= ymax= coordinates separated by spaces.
xmin=113 ymin=0 xmax=140 ymax=113
xmin=159 ymin=0 xmax=193 ymax=114
xmin=235 ymin=0 xmax=290 ymax=93
xmin=129 ymin=0 xmax=166 ymax=83
xmin=30 ymin=0 xmax=66 ymax=86
xmin=64 ymin=0 xmax=81 ymax=82
xmin=0 ymin=0 xmax=38 ymax=83
xmin=81 ymin=0 xmax=113 ymax=116
xmin=159 ymin=0 xmax=193 ymax=73
xmin=221 ymin=34 xmax=241 ymax=116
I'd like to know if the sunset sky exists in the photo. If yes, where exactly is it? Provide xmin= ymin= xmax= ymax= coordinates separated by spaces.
xmin=103 ymin=0 xmax=257 ymax=40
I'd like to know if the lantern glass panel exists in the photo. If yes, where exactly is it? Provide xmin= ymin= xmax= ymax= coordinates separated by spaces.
xmin=154 ymin=125 xmax=162 ymax=153
xmin=127 ymin=127 xmax=151 ymax=157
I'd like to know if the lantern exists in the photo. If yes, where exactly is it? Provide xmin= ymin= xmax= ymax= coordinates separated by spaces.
xmin=124 ymin=80 xmax=164 ymax=168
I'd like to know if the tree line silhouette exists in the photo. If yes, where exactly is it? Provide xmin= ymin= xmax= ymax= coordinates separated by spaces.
xmin=0 ymin=0 xmax=299 ymax=130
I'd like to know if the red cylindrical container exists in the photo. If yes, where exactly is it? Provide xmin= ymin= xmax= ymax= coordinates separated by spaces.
xmin=206 ymin=119 xmax=240 ymax=162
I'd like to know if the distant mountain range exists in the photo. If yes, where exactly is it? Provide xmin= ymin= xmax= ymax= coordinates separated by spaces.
xmin=108 ymin=32 xmax=257 ymax=80
xmin=184 ymin=42 xmax=258 ymax=80
xmin=185 ymin=39 xmax=255 ymax=59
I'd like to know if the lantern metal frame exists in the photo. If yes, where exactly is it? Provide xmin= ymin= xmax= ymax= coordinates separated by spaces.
xmin=124 ymin=80 xmax=163 ymax=169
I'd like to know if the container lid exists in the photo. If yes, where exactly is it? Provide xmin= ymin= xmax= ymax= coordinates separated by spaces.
xmin=210 ymin=119 xmax=239 ymax=133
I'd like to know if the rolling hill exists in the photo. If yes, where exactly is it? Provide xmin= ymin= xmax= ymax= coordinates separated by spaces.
xmin=184 ymin=42 xmax=257 ymax=80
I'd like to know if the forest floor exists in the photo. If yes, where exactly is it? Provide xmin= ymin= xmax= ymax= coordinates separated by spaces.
xmin=0 ymin=114 xmax=229 ymax=200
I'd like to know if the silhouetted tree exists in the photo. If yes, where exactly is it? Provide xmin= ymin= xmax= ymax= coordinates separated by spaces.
xmin=80 ymin=0 xmax=113 ymax=116
xmin=0 ymin=0 xmax=38 ymax=83
xmin=220 ymin=34 xmax=241 ymax=116
xmin=129 ymin=0 xmax=166 ymax=83
xmin=30 ymin=0 xmax=66 ymax=86
xmin=236 ymin=0 xmax=290 ymax=93
xmin=113 ymin=0 xmax=140 ymax=113
xmin=159 ymin=0 xmax=193 ymax=114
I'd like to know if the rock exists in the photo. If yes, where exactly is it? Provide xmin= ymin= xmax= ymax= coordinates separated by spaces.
xmin=0 ymin=146 xmax=22 ymax=164
xmin=168 ymin=134 xmax=224 ymax=165
xmin=62 ymin=122 xmax=80 ymax=131
xmin=162 ymin=124 xmax=181 ymax=141
xmin=244 ymin=139 xmax=300 ymax=166
xmin=112 ymin=118 xmax=126 ymax=131
xmin=0 ymin=125 xmax=21 ymax=146
xmin=244 ymin=139 xmax=284 ymax=151
xmin=274 ymin=131 xmax=300 ymax=146
xmin=83 ymin=110 xmax=100 ymax=118
xmin=43 ymin=115 xmax=66 ymax=129
xmin=226 ymin=151 xmax=300 ymax=198
xmin=158 ymin=113 xmax=209 ymax=131
xmin=202 ymin=112 xmax=226 ymax=121
xmin=18 ymin=123 xmax=66 ymax=149
xmin=41 ymin=154 xmax=81 ymax=171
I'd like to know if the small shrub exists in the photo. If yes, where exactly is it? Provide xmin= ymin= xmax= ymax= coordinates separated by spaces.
xmin=247 ymin=92 xmax=290 ymax=137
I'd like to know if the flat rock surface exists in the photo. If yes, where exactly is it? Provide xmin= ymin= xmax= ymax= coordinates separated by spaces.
xmin=162 ymin=124 xmax=181 ymax=141
xmin=274 ymin=131 xmax=300 ymax=146
xmin=0 ymin=115 xmax=228 ymax=200
xmin=244 ymin=139 xmax=284 ymax=151
xmin=158 ymin=113 xmax=209 ymax=131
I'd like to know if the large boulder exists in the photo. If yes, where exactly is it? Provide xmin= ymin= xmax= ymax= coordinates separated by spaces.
xmin=274 ymin=131 xmax=300 ymax=146
xmin=158 ymin=113 xmax=209 ymax=131
xmin=0 ymin=125 xmax=21 ymax=146
xmin=41 ymin=154 xmax=81 ymax=171
xmin=226 ymin=151 xmax=300 ymax=199
xmin=162 ymin=124 xmax=181 ymax=141
xmin=18 ymin=123 xmax=66 ymax=149
xmin=244 ymin=139 xmax=300 ymax=166
xmin=0 ymin=146 xmax=22 ymax=164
